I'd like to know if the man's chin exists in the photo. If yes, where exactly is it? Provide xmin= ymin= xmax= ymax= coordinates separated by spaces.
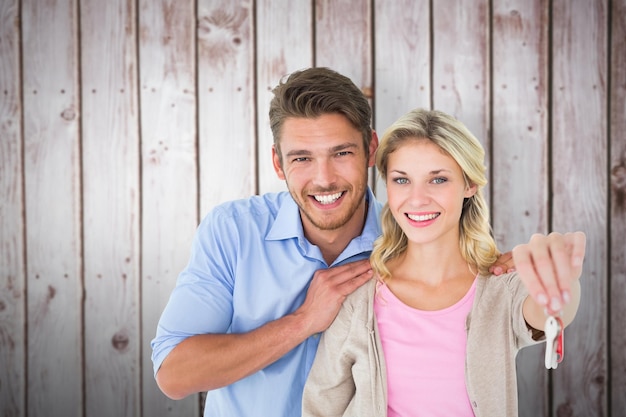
xmin=306 ymin=213 xmax=353 ymax=232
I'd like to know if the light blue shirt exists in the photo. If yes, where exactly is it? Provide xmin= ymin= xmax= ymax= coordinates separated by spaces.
xmin=151 ymin=189 xmax=382 ymax=417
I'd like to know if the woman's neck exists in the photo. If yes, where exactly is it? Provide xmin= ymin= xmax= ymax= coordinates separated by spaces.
xmin=389 ymin=239 xmax=472 ymax=286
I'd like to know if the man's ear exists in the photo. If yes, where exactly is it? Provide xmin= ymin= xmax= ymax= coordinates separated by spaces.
xmin=368 ymin=131 xmax=379 ymax=167
xmin=272 ymin=145 xmax=286 ymax=180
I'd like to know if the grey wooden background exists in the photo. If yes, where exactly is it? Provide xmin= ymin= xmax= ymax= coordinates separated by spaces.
xmin=1 ymin=0 xmax=624 ymax=416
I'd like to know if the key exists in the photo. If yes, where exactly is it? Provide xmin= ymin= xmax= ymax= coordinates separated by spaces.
xmin=544 ymin=315 xmax=564 ymax=369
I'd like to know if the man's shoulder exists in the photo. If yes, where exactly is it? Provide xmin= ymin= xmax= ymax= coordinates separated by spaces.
xmin=207 ymin=191 xmax=290 ymax=218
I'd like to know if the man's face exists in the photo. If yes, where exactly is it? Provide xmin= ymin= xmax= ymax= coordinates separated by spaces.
xmin=272 ymin=113 xmax=376 ymax=236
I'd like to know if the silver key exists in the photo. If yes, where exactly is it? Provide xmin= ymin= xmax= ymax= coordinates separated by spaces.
xmin=544 ymin=315 xmax=563 ymax=369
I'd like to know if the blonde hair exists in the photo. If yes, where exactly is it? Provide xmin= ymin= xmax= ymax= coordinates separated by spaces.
xmin=371 ymin=108 xmax=499 ymax=281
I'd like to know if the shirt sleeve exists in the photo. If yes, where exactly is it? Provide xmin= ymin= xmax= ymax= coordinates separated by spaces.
xmin=508 ymin=272 xmax=545 ymax=347
xmin=150 ymin=206 xmax=238 ymax=376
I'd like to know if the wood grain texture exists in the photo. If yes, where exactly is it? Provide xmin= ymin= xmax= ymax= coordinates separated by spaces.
xmin=315 ymin=0 xmax=374 ymax=187
xmin=373 ymin=0 xmax=431 ymax=201
xmin=80 ymin=0 xmax=141 ymax=416
xmin=491 ymin=1 xmax=550 ymax=414
xmin=138 ymin=0 xmax=199 ymax=416
xmin=0 ymin=1 xmax=25 ymax=415
xmin=0 ymin=2 xmax=621 ymax=416
xmin=197 ymin=0 xmax=255 ymax=215
xmin=21 ymin=0 xmax=83 ymax=416
xmin=373 ymin=0 xmax=431 ymax=121
xmin=256 ymin=0 xmax=313 ymax=194
xmin=315 ymin=0 xmax=372 ymax=87
xmin=610 ymin=0 xmax=626 ymax=412
xmin=432 ymin=0 xmax=490 ymax=170
xmin=551 ymin=0 xmax=608 ymax=415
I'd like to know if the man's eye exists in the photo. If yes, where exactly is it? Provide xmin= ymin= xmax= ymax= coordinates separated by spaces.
xmin=336 ymin=151 xmax=352 ymax=157
xmin=293 ymin=157 xmax=310 ymax=163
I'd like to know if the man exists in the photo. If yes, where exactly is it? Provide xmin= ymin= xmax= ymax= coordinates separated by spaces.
xmin=151 ymin=67 xmax=517 ymax=416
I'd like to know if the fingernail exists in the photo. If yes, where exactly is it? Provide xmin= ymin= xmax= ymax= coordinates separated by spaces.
xmin=562 ymin=291 xmax=571 ymax=304
xmin=494 ymin=267 xmax=502 ymax=275
xmin=507 ymin=268 xmax=516 ymax=273
xmin=537 ymin=293 xmax=548 ymax=306
xmin=550 ymin=297 xmax=561 ymax=312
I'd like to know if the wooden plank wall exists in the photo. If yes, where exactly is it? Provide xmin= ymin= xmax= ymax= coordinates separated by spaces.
xmin=0 ymin=1 xmax=623 ymax=416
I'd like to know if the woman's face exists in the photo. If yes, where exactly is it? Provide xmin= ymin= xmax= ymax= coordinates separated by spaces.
xmin=385 ymin=139 xmax=476 ymax=247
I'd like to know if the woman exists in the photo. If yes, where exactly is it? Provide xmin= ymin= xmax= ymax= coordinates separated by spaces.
xmin=302 ymin=108 xmax=585 ymax=416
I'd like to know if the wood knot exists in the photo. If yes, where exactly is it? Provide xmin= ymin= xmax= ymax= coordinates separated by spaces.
xmin=611 ymin=164 xmax=626 ymax=191
xmin=556 ymin=403 xmax=573 ymax=417
xmin=61 ymin=108 xmax=76 ymax=121
xmin=111 ymin=330 xmax=130 ymax=352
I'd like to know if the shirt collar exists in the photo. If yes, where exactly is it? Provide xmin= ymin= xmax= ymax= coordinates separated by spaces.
xmin=266 ymin=188 xmax=381 ymax=243
xmin=266 ymin=193 xmax=305 ymax=241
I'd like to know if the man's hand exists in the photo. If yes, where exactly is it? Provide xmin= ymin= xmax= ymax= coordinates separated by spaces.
xmin=157 ymin=259 xmax=373 ymax=399
xmin=294 ymin=259 xmax=373 ymax=335
xmin=514 ymin=231 xmax=586 ymax=326
xmin=489 ymin=251 xmax=515 ymax=275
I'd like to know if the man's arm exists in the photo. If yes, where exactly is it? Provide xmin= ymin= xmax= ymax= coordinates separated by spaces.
xmin=155 ymin=260 xmax=373 ymax=399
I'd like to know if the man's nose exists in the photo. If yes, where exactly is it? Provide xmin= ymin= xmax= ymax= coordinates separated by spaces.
xmin=312 ymin=159 xmax=337 ymax=186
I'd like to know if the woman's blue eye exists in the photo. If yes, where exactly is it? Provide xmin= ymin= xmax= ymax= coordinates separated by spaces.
xmin=393 ymin=178 xmax=409 ymax=184
xmin=432 ymin=177 xmax=447 ymax=184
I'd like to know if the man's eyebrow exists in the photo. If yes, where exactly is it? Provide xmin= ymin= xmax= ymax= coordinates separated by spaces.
xmin=329 ymin=143 xmax=358 ymax=153
xmin=284 ymin=143 xmax=358 ymax=158
xmin=285 ymin=149 xmax=312 ymax=158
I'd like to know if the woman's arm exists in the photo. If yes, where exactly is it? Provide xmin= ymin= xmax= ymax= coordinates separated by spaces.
xmin=513 ymin=231 xmax=586 ymax=330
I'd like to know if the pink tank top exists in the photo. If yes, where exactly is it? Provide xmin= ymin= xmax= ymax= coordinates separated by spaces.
xmin=374 ymin=279 xmax=477 ymax=417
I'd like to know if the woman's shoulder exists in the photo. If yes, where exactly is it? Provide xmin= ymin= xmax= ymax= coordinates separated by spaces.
xmin=343 ymin=278 xmax=377 ymax=310
xmin=478 ymin=271 xmax=527 ymax=300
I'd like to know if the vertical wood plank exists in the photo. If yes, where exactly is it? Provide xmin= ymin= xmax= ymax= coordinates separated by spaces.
xmin=373 ymin=0 xmax=431 ymax=201
xmin=491 ymin=1 xmax=550 ymax=415
xmin=80 ymin=0 xmax=141 ymax=416
xmin=315 ymin=0 xmax=373 ymax=187
xmin=21 ymin=0 xmax=83 ymax=415
xmin=432 ymin=0 xmax=491 ymax=200
xmin=610 ymin=0 xmax=626 ymax=412
xmin=197 ymin=0 xmax=256 ymax=216
xmin=552 ymin=0 xmax=608 ymax=415
xmin=0 ymin=1 xmax=25 ymax=415
xmin=138 ymin=1 xmax=200 ymax=416
xmin=256 ymin=0 xmax=313 ymax=194
xmin=315 ymin=0 xmax=372 ymax=87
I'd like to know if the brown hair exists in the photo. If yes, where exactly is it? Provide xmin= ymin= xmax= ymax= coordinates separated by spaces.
xmin=269 ymin=67 xmax=372 ymax=164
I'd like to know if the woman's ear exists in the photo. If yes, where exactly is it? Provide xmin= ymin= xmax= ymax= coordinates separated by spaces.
xmin=464 ymin=183 xmax=478 ymax=198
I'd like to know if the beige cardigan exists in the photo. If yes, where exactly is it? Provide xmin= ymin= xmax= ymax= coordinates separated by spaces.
xmin=302 ymin=273 xmax=544 ymax=417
